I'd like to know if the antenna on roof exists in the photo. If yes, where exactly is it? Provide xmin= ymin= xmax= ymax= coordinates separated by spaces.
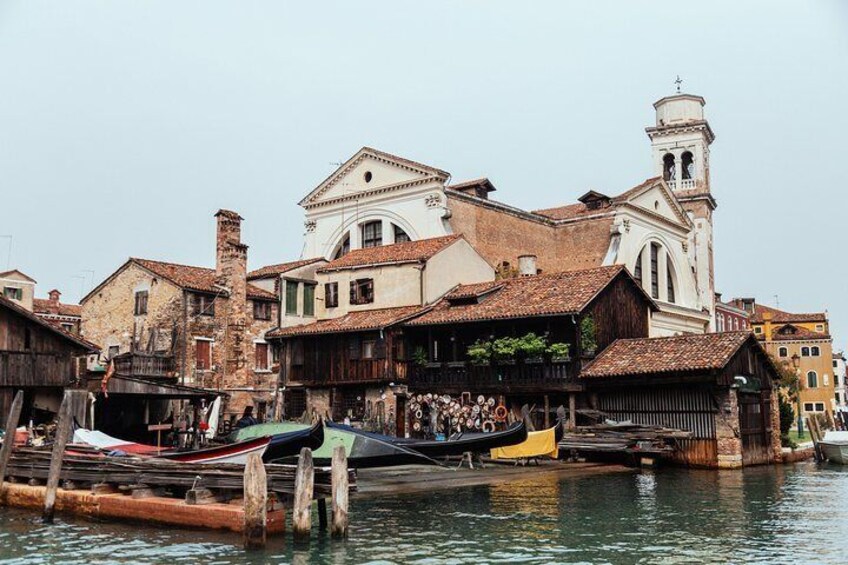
xmin=773 ymin=294 xmax=780 ymax=308
xmin=674 ymin=75 xmax=683 ymax=94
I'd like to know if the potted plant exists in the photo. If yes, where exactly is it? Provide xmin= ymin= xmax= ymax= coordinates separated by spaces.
xmin=580 ymin=316 xmax=598 ymax=358
xmin=546 ymin=342 xmax=571 ymax=363
xmin=412 ymin=346 xmax=429 ymax=367
xmin=515 ymin=332 xmax=547 ymax=364
xmin=466 ymin=339 xmax=492 ymax=366
xmin=491 ymin=336 xmax=518 ymax=365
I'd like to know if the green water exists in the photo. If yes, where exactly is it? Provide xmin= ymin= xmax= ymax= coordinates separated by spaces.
xmin=1 ymin=462 xmax=846 ymax=564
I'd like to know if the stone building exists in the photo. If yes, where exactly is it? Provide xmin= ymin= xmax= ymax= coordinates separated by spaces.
xmin=730 ymin=298 xmax=836 ymax=421
xmin=1 ymin=270 xmax=37 ymax=311
xmin=297 ymin=92 xmax=718 ymax=336
xmin=81 ymin=210 xmax=279 ymax=422
xmin=714 ymin=292 xmax=750 ymax=333
xmin=833 ymin=351 xmax=847 ymax=408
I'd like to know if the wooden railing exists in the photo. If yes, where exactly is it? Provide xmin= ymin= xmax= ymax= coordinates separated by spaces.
xmin=114 ymin=353 xmax=175 ymax=379
xmin=0 ymin=350 xmax=76 ymax=387
xmin=293 ymin=360 xmax=407 ymax=386
xmin=408 ymin=360 xmax=573 ymax=391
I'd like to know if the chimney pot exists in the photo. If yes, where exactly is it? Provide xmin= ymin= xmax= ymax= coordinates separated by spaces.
xmin=518 ymin=254 xmax=538 ymax=277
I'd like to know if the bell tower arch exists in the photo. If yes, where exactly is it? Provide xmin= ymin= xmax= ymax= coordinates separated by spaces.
xmin=646 ymin=89 xmax=718 ymax=329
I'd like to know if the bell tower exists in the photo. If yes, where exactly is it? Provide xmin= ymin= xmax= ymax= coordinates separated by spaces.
xmin=646 ymin=90 xmax=718 ymax=330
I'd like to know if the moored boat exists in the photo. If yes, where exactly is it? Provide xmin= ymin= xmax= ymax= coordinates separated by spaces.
xmin=820 ymin=431 xmax=848 ymax=464
xmin=327 ymin=420 xmax=530 ymax=458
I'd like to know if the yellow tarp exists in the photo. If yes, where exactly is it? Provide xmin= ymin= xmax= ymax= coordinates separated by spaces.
xmin=490 ymin=426 xmax=559 ymax=460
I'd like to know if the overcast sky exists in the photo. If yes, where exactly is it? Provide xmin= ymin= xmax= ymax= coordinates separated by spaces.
xmin=1 ymin=1 xmax=846 ymax=348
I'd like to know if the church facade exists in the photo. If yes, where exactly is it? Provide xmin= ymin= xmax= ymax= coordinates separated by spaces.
xmin=297 ymin=93 xmax=718 ymax=336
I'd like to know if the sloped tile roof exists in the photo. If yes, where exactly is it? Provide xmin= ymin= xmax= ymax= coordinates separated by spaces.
xmin=581 ymin=331 xmax=753 ymax=378
xmin=32 ymin=298 xmax=81 ymax=318
xmin=317 ymin=235 xmax=461 ymax=272
xmin=248 ymin=258 xmax=325 ymax=280
xmin=533 ymin=177 xmax=660 ymax=221
xmin=0 ymin=294 xmax=98 ymax=352
xmin=729 ymin=301 xmax=827 ymax=324
xmin=768 ymin=323 xmax=831 ymax=341
xmin=133 ymin=259 xmax=276 ymax=300
xmin=267 ymin=305 xmax=424 ymax=338
xmin=407 ymin=265 xmax=635 ymax=326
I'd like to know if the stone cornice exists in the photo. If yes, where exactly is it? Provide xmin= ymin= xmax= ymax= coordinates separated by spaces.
xmin=302 ymin=177 xmax=442 ymax=211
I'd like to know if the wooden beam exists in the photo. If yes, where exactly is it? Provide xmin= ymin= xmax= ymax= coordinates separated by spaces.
xmin=243 ymin=452 xmax=267 ymax=549
xmin=0 ymin=390 xmax=23 ymax=489
xmin=43 ymin=391 xmax=73 ymax=523
xmin=292 ymin=447 xmax=314 ymax=540
xmin=331 ymin=445 xmax=349 ymax=538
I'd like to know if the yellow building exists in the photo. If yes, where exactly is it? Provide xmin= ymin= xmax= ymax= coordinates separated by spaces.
xmin=730 ymin=299 xmax=834 ymax=422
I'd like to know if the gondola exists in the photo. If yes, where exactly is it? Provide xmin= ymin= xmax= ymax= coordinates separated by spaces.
xmin=326 ymin=420 xmax=530 ymax=458
xmin=231 ymin=421 xmax=442 ymax=468
xmin=258 ymin=419 xmax=324 ymax=462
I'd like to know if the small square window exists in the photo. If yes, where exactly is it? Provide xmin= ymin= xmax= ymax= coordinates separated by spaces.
xmin=193 ymin=294 xmax=215 ymax=316
xmin=350 ymin=278 xmax=374 ymax=305
xmin=253 ymin=301 xmax=272 ymax=320
xmin=3 ymin=287 xmax=23 ymax=300
xmin=362 ymin=340 xmax=376 ymax=359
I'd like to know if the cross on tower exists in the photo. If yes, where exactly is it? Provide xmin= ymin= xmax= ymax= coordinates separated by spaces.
xmin=674 ymin=75 xmax=683 ymax=94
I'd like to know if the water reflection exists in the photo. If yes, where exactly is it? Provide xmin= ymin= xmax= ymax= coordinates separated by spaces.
xmin=1 ymin=462 xmax=846 ymax=564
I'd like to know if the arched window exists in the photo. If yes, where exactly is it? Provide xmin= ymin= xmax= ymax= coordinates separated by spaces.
xmin=666 ymin=262 xmax=676 ymax=304
xmin=650 ymin=243 xmax=660 ymax=299
xmin=633 ymin=250 xmax=643 ymax=284
xmin=393 ymin=224 xmax=411 ymax=243
xmin=811 ymin=346 xmax=820 ymax=357
xmin=718 ymin=314 xmax=724 ymax=332
xmin=681 ymin=151 xmax=694 ymax=180
xmin=663 ymin=154 xmax=676 ymax=181
xmin=807 ymin=371 xmax=818 ymax=388
xmin=361 ymin=220 xmax=383 ymax=248
xmin=801 ymin=346 xmax=810 ymax=357
xmin=333 ymin=233 xmax=351 ymax=259
xmin=778 ymin=347 xmax=788 ymax=358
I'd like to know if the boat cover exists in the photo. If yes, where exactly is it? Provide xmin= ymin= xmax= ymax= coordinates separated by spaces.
xmin=490 ymin=425 xmax=559 ymax=460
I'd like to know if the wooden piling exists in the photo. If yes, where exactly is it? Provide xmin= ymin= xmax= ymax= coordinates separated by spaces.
xmin=292 ymin=447 xmax=314 ymax=540
xmin=331 ymin=445 xmax=349 ymax=539
xmin=243 ymin=452 xmax=267 ymax=550
xmin=543 ymin=395 xmax=550 ymax=429
xmin=0 ymin=390 xmax=24 ymax=488
xmin=567 ymin=394 xmax=577 ymax=431
xmin=43 ymin=392 xmax=74 ymax=523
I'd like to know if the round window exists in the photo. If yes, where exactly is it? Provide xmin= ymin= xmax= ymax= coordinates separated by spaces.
xmin=364 ymin=171 xmax=373 ymax=183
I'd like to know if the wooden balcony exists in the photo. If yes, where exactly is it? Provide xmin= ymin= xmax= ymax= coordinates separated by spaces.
xmin=407 ymin=360 xmax=576 ymax=392
xmin=113 ymin=353 xmax=176 ymax=380
xmin=292 ymin=359 xmax=407 ymax=386
xmin=0 ymin=350 xmax=76 ymax=387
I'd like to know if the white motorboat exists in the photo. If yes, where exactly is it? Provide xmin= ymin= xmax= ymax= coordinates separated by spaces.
xmin=819 ymin=431 xmax=848 ymax=464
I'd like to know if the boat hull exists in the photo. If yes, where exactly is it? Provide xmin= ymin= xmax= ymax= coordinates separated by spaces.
xmin=821 ymin=442 xmax=848 ymax=464
xmin=158 ymin=436 xmax=270 ymax=465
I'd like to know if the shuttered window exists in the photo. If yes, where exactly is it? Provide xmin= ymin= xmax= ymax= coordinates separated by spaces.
xmin=253 ymin=301 xmax=271 ymax=320
xmin=285 ymin=281 xmax=299 ymax=315
xmin=325 ymin=282 xmax=339 ymax=308
xmin=195 ymin=340 xmax=211 ymax=371
xmin=255 ymin=342 xmax=269 ymax=371
xmin=350 ymin=278 xmax=374 ymax=305
xmin=303 ymin=284 xmax=315 ymax=317
xmin=134 ymin=290 xmax=149 ymax=315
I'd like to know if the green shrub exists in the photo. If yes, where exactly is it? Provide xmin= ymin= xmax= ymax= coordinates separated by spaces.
xmin=547 ymin=342 xmax=571 ymax=359
xmin=466 ymin=340 xmax=493 ymax=364
xmin=580 ymin=316 xmax=598 ymax=354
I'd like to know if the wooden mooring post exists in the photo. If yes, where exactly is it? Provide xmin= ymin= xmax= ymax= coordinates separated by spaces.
xmin=331 ymin=445 xmax=349 ymax=538
xmin=243 ymin=452 xmax=267 ymax=550
xmin=292 ymin=447 xmax=314 ymax=541
xmin=43 ymin=391 xmax=74 ymax=523
xmin=0 ymin=390 xmax=24 ymax=489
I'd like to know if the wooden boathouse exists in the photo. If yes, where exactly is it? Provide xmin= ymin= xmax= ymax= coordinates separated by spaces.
xmin=580 ymin=332 xmax=783 ymax=468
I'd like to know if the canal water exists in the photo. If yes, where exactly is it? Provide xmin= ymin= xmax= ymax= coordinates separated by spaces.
xmin=1 ymin=461 xmax=846 ymax=564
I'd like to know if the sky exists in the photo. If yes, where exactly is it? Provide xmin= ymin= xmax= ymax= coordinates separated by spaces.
xmin=1 ymin=1 xmax=847 ymax=348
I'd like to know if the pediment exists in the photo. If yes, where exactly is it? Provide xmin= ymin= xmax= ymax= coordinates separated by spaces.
xmin=299 ymin=147 xmax=450 ymax=207
xmin=622 ymin=180 xmax=692 ymax=227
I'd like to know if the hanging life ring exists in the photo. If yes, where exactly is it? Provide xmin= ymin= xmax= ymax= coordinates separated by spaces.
xmin=482 ymin=420 xmax=496 ymax=433
xmin=494 ymin=405 xmax=508 ymax=422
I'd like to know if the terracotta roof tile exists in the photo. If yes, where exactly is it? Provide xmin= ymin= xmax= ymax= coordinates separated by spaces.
xmin=533 ymin=178 xmax=660 ymax=221
xmin=729 ymin=301 xmax=827 ymax=324
xmin=248 ymin=258 xmax=325 ymax=280
xmin=768 ymin=324 xmax=831 ymax=341
xmin=0 ymin=294 xmax=98 ymax=352
xmin=267 ymin=305 xmax=424 ymax=338
xmin=317 ymin=235 xmax=461 ymax=272
xmin=133 ymin=259 xmax=276 ymax=301
xmin=32 ymin=298 xmax=81 ymax=318
xmin=407 ymin=265 xmax=633 ymax=326
xmin=581 ymin=331 xmax=753 ymax=378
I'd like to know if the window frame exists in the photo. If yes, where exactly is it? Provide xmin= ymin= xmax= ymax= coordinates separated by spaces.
xmin=254 ymin=342 xmax=269 ymax=372
xmin=807 ymin=370 xmax=818 ymax=388
xmin=649 ymin=243 xmax=659 ymax=299
xmin=193 ymin=293 xmax=215 ymax=317
xmin=360 ymin=220 xmax=383 ymax=248
xmin=195 ymin=338 xmax=212 ymax=371
xmin=253 ymin=300 xmax=272 ymax=321
xmin=325 ymin=282 xmax=339 ymax=308
xmin=393 ymin=224 xmax=411 ymax=243
xmin=134 ymin=290 xmax=149 ymax=315
xmin=303 ymin=284 xmax=316 ymax=317
xmin=811 ymin=346 xmax=820 ymax=357
xmin=350 ymin=278 xmax=374 ymax=305
xmin=3 ymin=286 xmax=23 ymax=300
xmin=285 ymin=280 xmax=299 ymax=316
xmin=778 ymin=347 xmax=788 ymax=358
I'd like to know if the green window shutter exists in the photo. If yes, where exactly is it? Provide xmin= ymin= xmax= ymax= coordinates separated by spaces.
xmin=303 ymin=285 xmax=315 ymax=317
xmin=285 ymin=281 xmax=299 ymax=315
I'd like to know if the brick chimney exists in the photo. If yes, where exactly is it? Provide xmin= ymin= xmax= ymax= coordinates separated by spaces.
xmin=48 ymin=289 xmax=61 ymax=303
xmin=213 ymin=210 xmax=249 ymax=408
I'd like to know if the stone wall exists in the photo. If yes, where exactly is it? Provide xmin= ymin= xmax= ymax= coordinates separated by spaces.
xmin=715 ymin=387 xmax=742 ymax=469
